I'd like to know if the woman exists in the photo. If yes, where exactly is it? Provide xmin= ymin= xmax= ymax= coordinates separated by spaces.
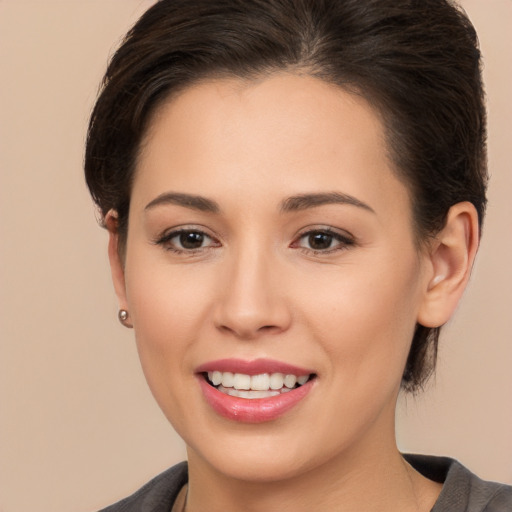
xmin=85 ymin=0 xmax=512 ymax=510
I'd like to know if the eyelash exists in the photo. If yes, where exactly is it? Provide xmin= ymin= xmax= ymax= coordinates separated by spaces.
xmin=292 ymin=227 xmax=355 ymax=255
xmin=153 ymin=228 xmax=220 ymax=255
xmin=154 ymin=227 xmax=355 ymax=255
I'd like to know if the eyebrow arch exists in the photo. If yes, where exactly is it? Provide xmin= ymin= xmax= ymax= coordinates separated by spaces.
xmin=144 ymin=192 xmax=221 ymax=213
xmin=280 ymin=192 xmax=375 ymax=214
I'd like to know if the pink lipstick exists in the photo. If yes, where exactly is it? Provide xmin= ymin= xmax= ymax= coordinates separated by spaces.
xmin=196 ymin=358 xmax=316 ymax=423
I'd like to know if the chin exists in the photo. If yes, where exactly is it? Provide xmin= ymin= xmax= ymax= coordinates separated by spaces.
xmin=184 ymin=423 xmax=345 ymax=485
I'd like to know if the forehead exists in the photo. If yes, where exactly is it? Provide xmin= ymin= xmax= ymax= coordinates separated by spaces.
xmin=133 ymin=73 xmax=410 ymax=220
xmin=142 ymin=73 xmax=387 ymax=161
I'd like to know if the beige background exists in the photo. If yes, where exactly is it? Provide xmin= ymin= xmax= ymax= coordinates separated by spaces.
xmin=0 ymin=1 xmax=510 ymax=511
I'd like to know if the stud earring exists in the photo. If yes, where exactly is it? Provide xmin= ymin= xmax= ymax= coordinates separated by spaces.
xmin=118 ymin=309 xmax=133 ymax=328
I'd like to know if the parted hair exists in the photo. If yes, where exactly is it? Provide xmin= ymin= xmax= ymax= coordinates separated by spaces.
xmin=85 ymin=0 xmax=487 ymax=392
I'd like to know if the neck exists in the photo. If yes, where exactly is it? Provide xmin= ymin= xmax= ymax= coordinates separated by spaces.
xmin=185 ymin=434 xmax=441 ymax=512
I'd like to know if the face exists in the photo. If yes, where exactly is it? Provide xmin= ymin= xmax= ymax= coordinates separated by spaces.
xmin=112 ymin=74 xmax=434 ymax=482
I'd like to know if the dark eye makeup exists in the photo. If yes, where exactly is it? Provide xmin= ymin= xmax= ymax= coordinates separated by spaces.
xmin=291 ymin=228 xmax=355 ymax=254
xmin=153 ymin=228 xmax=220 ymax=254
xmin=153 ymin=226 xmax=355 ymax=256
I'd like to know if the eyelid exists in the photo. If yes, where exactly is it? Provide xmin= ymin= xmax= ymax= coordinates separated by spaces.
xmin=291 ymin=226 xmax=356 ymax=253
xmin=153 ymin=225 xmax=221 ymax=253
xmin=294 ymin=225 xmax=355 ymax=241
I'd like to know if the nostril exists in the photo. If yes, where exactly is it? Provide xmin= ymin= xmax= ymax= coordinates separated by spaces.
xmin=216 ymin=322 xmax=283 ymax=340
xmin=259 ymin=325 xmax=279 ymax=331
xmin=213 ymin=294 xmax=292 ymax=339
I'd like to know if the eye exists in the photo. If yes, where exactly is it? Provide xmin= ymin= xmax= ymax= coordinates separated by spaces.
xmin=293 ymin=228 xmax=354 ymax=254
xmin=155 ymin=228 xmax=219 ymax=253
xmin=175 ymin=231 xmax=208 ymax=249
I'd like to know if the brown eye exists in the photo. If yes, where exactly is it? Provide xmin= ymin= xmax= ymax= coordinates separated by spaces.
xmin=308 ymin=232 xmax=334 ymax=250
xmin=179 ymin=231 xmax=205 ymax=249
xmin=294 ymin=229 xmax=354 ymax=254
xmin=155 ymin=228 xmax=219 ymax=253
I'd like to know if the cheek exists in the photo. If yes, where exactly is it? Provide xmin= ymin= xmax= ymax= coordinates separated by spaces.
xmin=122 ymin=258 xmax=215 ymax=405
xmin=126 ymin=253 xmax=213 ymax=338
xmin=299 ymin=256 xmax=422 ymax=386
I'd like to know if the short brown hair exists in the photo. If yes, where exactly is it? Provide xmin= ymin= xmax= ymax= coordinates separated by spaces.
xmin=85 ymin=0 xmax=487 ymax=392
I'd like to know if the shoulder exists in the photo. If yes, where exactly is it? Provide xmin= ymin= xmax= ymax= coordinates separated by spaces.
xmin=98 ymin=461 xmax=188 ymax=512
xmin=404 ymin=454 xmax=512 ymax=512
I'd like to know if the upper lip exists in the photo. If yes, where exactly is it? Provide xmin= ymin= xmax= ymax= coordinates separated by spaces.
xmin=195 ymin=358 xmax=314 ymax=376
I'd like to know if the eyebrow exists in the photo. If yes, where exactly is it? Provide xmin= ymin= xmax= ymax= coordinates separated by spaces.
xmin=144 ymin=191 xmax=374 ymax=215
xmin=144 ymin=192 xmax=220 ymax=213
xmin=280 ymin=192 xmax=375 ymax=213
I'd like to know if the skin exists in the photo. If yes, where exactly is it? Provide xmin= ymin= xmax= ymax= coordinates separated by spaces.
xmin=108 ymin=73 xmax=479 ymax=511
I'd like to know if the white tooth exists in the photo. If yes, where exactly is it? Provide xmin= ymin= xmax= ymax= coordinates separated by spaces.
xmin=269 ymin=373 xmax=285 ymax=390
xmin=284 ymin=374 xmax=297 ymax=388
xmin=208 ymin=371 xmax=213 ymax=381
xmin=251 ymin=373 xmax=270 ymax=391
xmin=243 ymin=390 xmax=280 ymax=399
xmin=217 ymin=385 xmax=280 ymax=399
xmin=221 ymin=372 xmax=234 ymax=388
xmin=211 ymin=371 xmax=223 ymax=386
xmin=297 ymin=375 xmax=309 ymax=385
xmin=252 ymin=390 xmax=280 ymax=398
xmin=281 ymin=387 xmax=292 ymax=393
xmin=233 ymin=373 xmax=251 ymax=390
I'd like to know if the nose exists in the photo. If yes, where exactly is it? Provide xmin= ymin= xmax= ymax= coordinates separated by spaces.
xmin=213 ymin=248 xmax=292 ymax=340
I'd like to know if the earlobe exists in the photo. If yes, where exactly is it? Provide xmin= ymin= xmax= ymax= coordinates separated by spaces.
xmin=106 ymin=210 xmax=129 ymax=315
xmin=417 ymin=202 xmax=480 ymax=328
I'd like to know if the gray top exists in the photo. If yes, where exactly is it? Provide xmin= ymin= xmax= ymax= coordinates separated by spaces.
xmin=99 ymin=455 xmax=512 ymax=511
xmin=403 ymin=454 xmax=512 ymax=512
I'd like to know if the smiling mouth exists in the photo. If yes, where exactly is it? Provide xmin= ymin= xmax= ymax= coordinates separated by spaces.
xmin=204 ymin=371 xmax=316 ymax=399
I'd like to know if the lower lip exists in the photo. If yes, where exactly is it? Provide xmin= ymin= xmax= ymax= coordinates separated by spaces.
xmin=198 ymin=376 xmax=314 ymax=423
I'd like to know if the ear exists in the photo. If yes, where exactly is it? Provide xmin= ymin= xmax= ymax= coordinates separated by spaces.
xmin=105 ymin=210 xmax=130 ymax=317
xmin=417 ymin=202 xmax=480 ymax=328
